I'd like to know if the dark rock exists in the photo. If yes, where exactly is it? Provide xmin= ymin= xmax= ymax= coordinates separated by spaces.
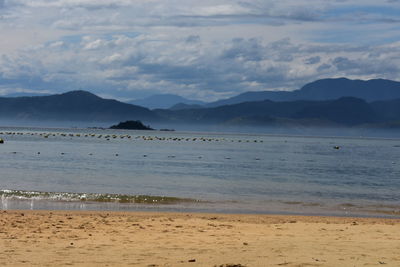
xmin=110 ymin=120 xmax=154 ymax=130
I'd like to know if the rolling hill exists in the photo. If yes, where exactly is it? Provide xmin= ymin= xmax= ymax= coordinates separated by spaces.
xmin=0 ymin=90 xmax=158 ymax=123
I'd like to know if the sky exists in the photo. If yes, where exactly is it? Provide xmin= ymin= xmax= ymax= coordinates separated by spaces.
xmin=1 ymin=0 xmax=400 ymax=102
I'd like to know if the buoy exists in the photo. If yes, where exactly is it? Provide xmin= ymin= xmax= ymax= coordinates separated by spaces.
xmin=333 ymin=146 xmax=340 ymax=150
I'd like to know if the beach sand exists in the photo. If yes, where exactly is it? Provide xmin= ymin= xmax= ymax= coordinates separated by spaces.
xmin=1 ymin=210 xmax=399 ymax=266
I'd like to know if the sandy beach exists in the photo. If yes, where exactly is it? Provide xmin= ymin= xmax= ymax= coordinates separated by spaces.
xmin=0 ymin=210 xmax=399 ymax=266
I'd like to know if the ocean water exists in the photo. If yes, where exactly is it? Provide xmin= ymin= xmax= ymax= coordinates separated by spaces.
xmin=0 ymin=127 xmax=399 ymax=217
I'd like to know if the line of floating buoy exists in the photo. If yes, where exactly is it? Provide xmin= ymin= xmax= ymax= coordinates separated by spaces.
xmin=0 ymin=131 xmax=264 ymax=143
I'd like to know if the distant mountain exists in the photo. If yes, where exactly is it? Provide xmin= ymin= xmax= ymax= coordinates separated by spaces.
xmin=169 ymin=103 xmax=204 ymax=110
xmin=370 ymin=99 xmax=400 ymax=122
xmin=129 ymin=94 xmax=206 ymax=109
xmin=156 ymin=97 xmax=382 ymax=127
xmin=206 ymin=90 xmax=291 ymax=107
xmin=293 ymin=97 xmax=379 ymax=126
xmin=297 ymin=78 xmax=400 ymax=102
xmin=3 ymin=85 xmax=400 ymax=129
xmin=0 ymin=90 xmax=158 ymax=123
xmin=3 ymin=92 xmax=50 ymax=98
xmin=206 ymin=78 xmax=400 ymax=107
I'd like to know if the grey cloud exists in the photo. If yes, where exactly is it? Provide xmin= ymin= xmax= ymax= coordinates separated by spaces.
xmin=136 ymin=14 xmax=284 ymax=28
xmin=14 ymin=0 xmax=129 ymax=10
xmin=186 ymin=35 xmax=200 ymax=43
xmin=231 ymin=1 xmax=324 ymax=22
xmin=329 ymin=54 xmax=400 ymax=77
xmin=4 ymin=1 xmax=400 ymax=34
xmin=317 ymin=63 xmax=332 ymax=72
xmin=336 ymin=12 xmax=400 ymax=24
xmin=221 ymin=38 xmax=265 ymax=61
xmin=283 ymin=7 xmax=321 ymax=22
xmin=305 ymin=56 xmax=321 ymax=64
xmin=332 ymin=57 xmax=359 ymax=71
xmin=266 ymin=38 xmax=298 ymax=62
xmin=8 ymin=0 xmax=400 ymax=39
xmin=26 ymin=1 xmax=327 ymax=32
xmin=276 ymin=54 xmax=294 ymax=62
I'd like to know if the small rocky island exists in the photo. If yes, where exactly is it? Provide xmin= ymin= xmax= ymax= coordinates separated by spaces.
xmin=110 ymin=120 xmax=154 ymax=130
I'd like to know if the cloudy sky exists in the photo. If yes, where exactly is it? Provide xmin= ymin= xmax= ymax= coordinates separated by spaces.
xmin=1 ymin=0 xmax=400 ymax=101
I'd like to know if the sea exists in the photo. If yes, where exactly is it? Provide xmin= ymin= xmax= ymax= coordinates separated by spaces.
xmin=0 ymin=126 xmax=399 ymax=218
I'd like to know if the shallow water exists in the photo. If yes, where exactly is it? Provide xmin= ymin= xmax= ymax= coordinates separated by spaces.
xmin=0 ymin=127 xmax=399 ymax=217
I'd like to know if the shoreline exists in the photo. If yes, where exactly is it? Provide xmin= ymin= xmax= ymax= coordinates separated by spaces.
xmin=1 ymin=194 xmax=400 ymax=219
xmin=1 ymin=209 xmax=400 ymax=266
xmin=2 ymin=189 xmax=400 ymax=219
xmin=2 ymin=200 xmax=400 ymax=221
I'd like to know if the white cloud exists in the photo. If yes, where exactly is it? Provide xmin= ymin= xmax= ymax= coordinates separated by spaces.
xmin=188 ymin=4 xmax=253 ymax=16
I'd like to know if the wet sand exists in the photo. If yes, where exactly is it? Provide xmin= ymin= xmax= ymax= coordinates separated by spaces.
xmin=1 ymin=210 xmax=399 ymax=266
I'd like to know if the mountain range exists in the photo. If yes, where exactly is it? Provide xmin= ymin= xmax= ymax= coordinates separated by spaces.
xmin=0 ymin=90 xmax=157 ymax=123
xmin=3 ymin=92 xmax=50 ymax=98
xmin=129 ymin=94 xmax=205 ymax=109
xmin=154 ymin=97 xmax=384 ymax=127
xmin=205 ymin=77 xmax=400 ymax=107
xmin=132 ymin=78 xmax=400 ymax=109
xmin=1 ymin=78 xmax=400 ymax=130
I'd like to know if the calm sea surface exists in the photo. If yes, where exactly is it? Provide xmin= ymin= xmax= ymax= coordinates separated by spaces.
xmin=0 ymin=127 xmax=399 ymax=217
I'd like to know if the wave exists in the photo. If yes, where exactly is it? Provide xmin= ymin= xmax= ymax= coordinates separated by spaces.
xmin=0 ymin=189 xmax=199 ymax=204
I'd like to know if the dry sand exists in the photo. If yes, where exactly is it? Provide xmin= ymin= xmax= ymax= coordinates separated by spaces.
xmin=0 ymin=210 xmax=399 ymax=266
